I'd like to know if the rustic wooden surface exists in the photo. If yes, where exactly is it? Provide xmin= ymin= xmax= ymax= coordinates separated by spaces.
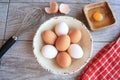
xmin=0 ymin=3 xmax=8 ymax=40
xmin=0 ymin=0 xmax=120 ymax=80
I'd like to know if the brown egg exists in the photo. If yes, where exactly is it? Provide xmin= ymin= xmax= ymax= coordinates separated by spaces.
xmin=69 ymin=29 xmax=82 ymax=43
xmin=55 ymin=35 xmax=70 ymax=51
xmin=42 ymin=30 xmax=57 ymax=44
xmin=45 ymin=2 xmax=59 ymax=14
xmin=56 ymin=52 xmax=71 ymax=68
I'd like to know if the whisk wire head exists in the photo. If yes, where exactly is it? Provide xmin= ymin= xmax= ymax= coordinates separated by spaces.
xmin=14 ymin=8 xmax=45 ymax=36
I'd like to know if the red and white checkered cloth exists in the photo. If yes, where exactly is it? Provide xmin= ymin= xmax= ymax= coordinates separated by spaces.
xmin=78 ymin=37 xmax=120 ymax=80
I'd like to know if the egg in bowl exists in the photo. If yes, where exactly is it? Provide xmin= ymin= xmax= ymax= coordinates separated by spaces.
xmin=33 ymin=16 xmax=92 ymax=74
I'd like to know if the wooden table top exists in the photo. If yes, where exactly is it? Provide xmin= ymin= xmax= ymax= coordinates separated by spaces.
xmin=0 ymin=0 xmax=120 ymax=80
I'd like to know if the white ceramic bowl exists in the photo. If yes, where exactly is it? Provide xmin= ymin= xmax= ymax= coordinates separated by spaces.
xmin=33 ymin=16 xmax=92 ymax=75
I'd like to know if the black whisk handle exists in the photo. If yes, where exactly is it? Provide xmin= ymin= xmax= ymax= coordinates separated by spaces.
xmin=0 ymin=36 xmax=17 ymax=59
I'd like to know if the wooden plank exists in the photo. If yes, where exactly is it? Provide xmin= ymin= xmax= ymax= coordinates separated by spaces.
xmin=0 ymin=41 xmax=76 ymax=80
xmin=0 ymin=3 xmax=8 ymax=40
xmin=5 ymin=3 xmax=50 ymax=40
xmin=0 ymin=40 xmax=109 ymax=80
xmin=90 ymin=0 xmax=120 ymax=5
xmin=5 ymin=3 xmax=120 ymax=41
xmin=0 ymin=0 xmax=9 ymax=2
xmin=10 ymin=0 xmax=90 ymax=3
xmin=9 ymin=0 xmax=120 ymax=5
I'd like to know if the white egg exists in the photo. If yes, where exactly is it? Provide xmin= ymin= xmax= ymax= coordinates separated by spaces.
xmin=41 ymin=45 xmax=58 ymax=59
xmin=55 ymin=22 xmax=69 ymax=36
xmin=59 ymin=4 xmax=71 ymax=14
xmin=68 ymin=44 xmax=83 ymax=59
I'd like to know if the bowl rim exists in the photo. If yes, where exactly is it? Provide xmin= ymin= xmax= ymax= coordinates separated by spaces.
xmin=33 ymin=16 xmax=93 ymax=75
xmin=83 ymin=1 xmax=116 ymax=31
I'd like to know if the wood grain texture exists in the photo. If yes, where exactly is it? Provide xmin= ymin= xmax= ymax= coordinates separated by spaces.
xmin=0 ymin=0 xmax=9 ymax=2
xmin=0 ymin=3 xmax=8 ymax=40
xmin=90 ymin=0 xmax=120 ymax=5
xmin=5 ymin=3 xmax=85 ymax=40
xmin=5 ymin=3 xmax=51 ymax=40
xmin=5 ymin=3 xmax=120 ymax=41
xmin=0 ymin=41 xmax=108 ymax=80
xmin=1 ymin=0 xmax=120 ymax=80
xmin=9 ymin=0 xmax=120 ymax=5
xmin=0 ymin=41 xmax=77 ymax=80
xmin=10 ymin=0 xmax=90 ymax=3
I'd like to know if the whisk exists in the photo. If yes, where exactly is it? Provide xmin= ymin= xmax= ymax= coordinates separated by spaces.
xmin=0 ymin=8 xmax=45 ymax=59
